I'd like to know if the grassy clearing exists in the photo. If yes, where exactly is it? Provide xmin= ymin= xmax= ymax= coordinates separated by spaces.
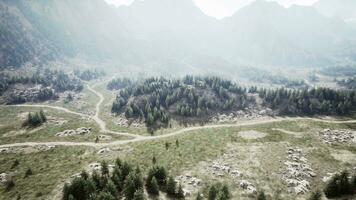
xmin=105 ymin=119 xmax=356 ymax=199
xmin=0 ymin=106 xmax=130 ymax=145
xmin=48 ymin=86 xmax=98 ymax=114
xmin=1 ymin=104 xmax=356 ymax=200
xmin=0 ymin=146 xmax=97 ymax=200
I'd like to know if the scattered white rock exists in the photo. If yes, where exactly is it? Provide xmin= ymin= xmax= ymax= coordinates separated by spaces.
xmin=98 ymin=148 xmax=111 ymax=154
xmin=176 ymin=174 xmax=202 ymax=187
xmin=0 ymin=148 xmax=9 ymax=153
xmin=210 ymin=108 xmax=273 ymax=123
xmin=319 ymin=129 xmax=355 ymax=144
xmin=98 ymin=135 xmax=112 ymax=141
xmin=56 ymin=127 xmax=91 ymax=137
xmin=88 ymin=162 xmax=101 ymax=171
xmin=116 ymin=116 xmax=143 ymax=128
xmin=0 ymin=173 xmax=7 ymax=183
xmin=240 ymin=180 xmax=257 ymax=194
xmin=281 ymin=147 xmax=314 ymax=194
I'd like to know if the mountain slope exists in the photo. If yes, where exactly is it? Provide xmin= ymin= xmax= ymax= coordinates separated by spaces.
xmin=0 ymin=0 xmax=356 ymax=69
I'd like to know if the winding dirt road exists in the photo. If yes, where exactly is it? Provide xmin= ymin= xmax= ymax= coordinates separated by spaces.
xmin=2 ymin=84 xmax=356 ymax=149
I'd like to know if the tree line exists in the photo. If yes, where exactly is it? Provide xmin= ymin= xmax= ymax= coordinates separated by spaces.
xmin=74 ymin=69 xmax=105 ymax=81
xmin=258 ymin=87 xmax=356 ymax=115
xmin=111 ymin=76 xmax=356 ymax=129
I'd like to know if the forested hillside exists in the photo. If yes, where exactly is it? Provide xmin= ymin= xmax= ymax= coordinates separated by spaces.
xmin=110 ymin=76 xmax=252 ymax=128
xmin=110 ymin=76 xmax=356 ymax=130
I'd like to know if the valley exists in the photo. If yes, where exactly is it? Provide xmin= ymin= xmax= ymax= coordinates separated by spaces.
xmin=1 ymin=0 xmax=356 ymax=199
xmin=0 ymin=70 xmax=356 ymax=200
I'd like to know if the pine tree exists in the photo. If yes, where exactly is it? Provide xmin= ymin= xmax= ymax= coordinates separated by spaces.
xmin=96 ymin=191 xmax=116 ymax=200
xmin=101 ymin=161 xmax=109 ymax=177
xmin=307 ymin=190 xmax=322 ymax=200
xmin=62 ymin=183 xmax=70 ymax=200
xmin=166 ymin=176 xmax=177 ymax=196
xmin=177 ymin=184 xmax=185 ymax=199
xmin=124 ymin=173 xmax=136 ymax=200
xmin=196 ymin=192 xmax=203 ymax=200
xmin=24 ymin=167 xmax=33 ymax=178
xmin=217 ymin=185 xmax=230 ymax=200
xmin=39 ymin=109 xmax=46 ymax=122
xmin=133 ymin=189 xmax=146 ymax=200
xmin=146 ymin=176 xmax=159 ymax=195
xmin=105 ymin=180 xmax=118 ymax=198
xmin=208 ymin=185 xmax=218 ymax=200
xmin=257 ymin=191 xmax=266 ymax=200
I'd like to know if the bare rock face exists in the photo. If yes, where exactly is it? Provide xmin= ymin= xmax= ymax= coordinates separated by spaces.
xmin=319 ymin=129 xmax=355 ymax=144
xmin=56 ymin=127 xmax=91 ymax=137
xmin=281 ymin=148 xmax=314 ymax=194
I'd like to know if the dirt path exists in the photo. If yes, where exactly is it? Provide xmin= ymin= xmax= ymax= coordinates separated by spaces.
xmin=7 ymin=104 xmax=88 ymax=117
xmin=5 ymin=84 xmax=141 ymax=139
xmin=2 ymin=84 xmax=356 ymax=149
xmin=0 ymin=118 xmax=286 ymax=148
xmin=86 ymin=84 xmax=141 ymax=138
xmin=272 ymin=128 xmax=304 ymax=138
xmin=1 ymin=117 xmax=356 ymax=149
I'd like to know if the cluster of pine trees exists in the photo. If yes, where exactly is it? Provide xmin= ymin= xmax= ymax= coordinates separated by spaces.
xmin=258 ymin=87 xmax=356 ymax=115
xmin=206 ymin=183 xmax=230 ymax=200
xmin=63 ymin=157 xmax=232 ymax=200
xmin=22 ymin=110 xmax=46 ymax=127
xmin=74 ymin=69 xmax=105 ymax=81
xmin=107 ymin=78 xmax=133 ymax=90
xmin=323 ymin=170 xmax=356 ymax=198
xmin=62 ymin=158 xmax=186 ymax=200
xmin=111 ymin=76 xmax=250 ymax=128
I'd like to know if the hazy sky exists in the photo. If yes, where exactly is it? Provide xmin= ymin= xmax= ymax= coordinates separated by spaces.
xmin=105 ymin=0 xmax=319 ymax=18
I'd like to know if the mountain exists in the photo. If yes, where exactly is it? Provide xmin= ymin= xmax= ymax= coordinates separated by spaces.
xmin=314 ymin=0 xmax=356 ymax=21
xmin=1 ymin=0 xmax=356 ymax=70
xmin=219 ymin=0 xmax=356 ymax=66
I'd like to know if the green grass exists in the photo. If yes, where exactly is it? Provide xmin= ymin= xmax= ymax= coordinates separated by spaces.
xmin=2 ymin=99 xmax=356 ymax=200
xmin=0 ymin=146 xmax=97 ymax=200
xmin=48 ymin=86 xmax=98 ymax=114
xmin=0 ymin=106 xmax=129 ymax=145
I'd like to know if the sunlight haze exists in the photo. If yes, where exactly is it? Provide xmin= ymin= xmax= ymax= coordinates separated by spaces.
xmin=105 ymin=0 xmax=319 ymax=18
